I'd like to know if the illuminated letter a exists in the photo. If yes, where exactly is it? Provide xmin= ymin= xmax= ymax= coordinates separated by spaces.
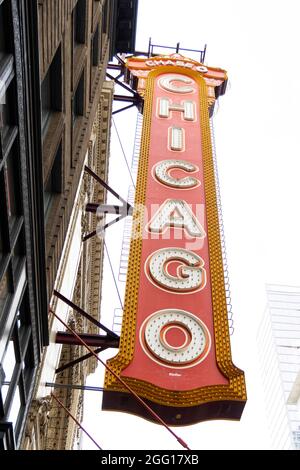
xmin=147 ymin=199 xmax=205 ymax=238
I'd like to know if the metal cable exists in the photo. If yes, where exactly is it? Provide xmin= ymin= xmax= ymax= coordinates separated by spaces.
xmin=112 ymin=117 xmax=136 ymax=189
xmin=51 ymin=392 xmax=103 ymax=450
xmin=104 ymin=240 xmax=124 ymax=310
xmin=210 ymin=117 xmax=234 ymax=335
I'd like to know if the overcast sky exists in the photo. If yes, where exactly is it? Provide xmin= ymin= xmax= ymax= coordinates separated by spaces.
xmin=82 ymin=0 xmax=300 ymax=450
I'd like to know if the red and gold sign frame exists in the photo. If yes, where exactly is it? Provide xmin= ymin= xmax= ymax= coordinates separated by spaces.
xmin=103 ymin=60 xmax=246 ymax=425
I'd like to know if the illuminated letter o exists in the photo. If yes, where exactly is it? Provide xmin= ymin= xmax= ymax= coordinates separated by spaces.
xmin=140 ymin=309 xmax=211 ymax=367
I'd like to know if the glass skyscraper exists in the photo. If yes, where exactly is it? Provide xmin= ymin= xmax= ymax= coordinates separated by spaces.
xmin=258 ymin=284 xmax=300 ymax=449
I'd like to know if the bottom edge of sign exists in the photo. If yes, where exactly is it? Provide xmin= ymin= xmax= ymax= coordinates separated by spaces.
xmin=101 ymin=390 xmax=246 ymax=426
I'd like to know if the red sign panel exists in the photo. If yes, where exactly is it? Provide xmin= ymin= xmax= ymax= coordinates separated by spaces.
xmin=103 ymin=63 xmax=246 ymax=425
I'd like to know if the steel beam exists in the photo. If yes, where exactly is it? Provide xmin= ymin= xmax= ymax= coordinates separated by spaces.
xmin=107 ymin=63 xmax=123 ymax=71
xmin=56 ymin=331 xmax=119 ymax=348
xmin=113 ymin=94 xmax=139 ymax=103
xmin=53 ymin=290 xmax=119 ymax=340
xmin=84 ymin=165 xmax=130 ymax=208
xmin=82 ymin=215 xmax=125 ymax=242
xmin=46 ymin=382 xmax=106 ymax=392
xmin=106 ymin=71 xmax=140 ymax=100
xmin=112 ymin=103 xmax=137 ymax=115
xmin=85 ymin=202 xmax=132 ymax=216
xmin=55 ymin=347 xmax=106 ymax=374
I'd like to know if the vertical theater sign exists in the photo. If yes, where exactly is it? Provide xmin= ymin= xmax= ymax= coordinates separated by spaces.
xmin=102 ymin=54 xmax=247 ymax=425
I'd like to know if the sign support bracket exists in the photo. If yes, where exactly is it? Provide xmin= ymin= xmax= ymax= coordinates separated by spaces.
xmin=82 ymin=165 xmax=133 ymax=241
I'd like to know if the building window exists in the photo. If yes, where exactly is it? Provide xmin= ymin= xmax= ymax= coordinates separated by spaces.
xmin=7 ymin=385 xmax=21 ymax=431
xmin=90 ymin=24 xmax=100 ymax=101
xmin=73 ymin=0 xmax=86 ymax=46
xmin=11 ymin=227 xmax=25 ymax=281
xmin=0 ymin=0 xmax=13 ymax=62
xmin=92 ymin=25 xmax=100 ymax=67
xmin=0 ymin=269 xmax=11 ymax=320
xmin=41 ymin=46 xmax=62 ymax=137
xmin=0 ymin=1 xmax=17 ymax=160
xmin=72 ymin=71 xmax=85 ymax=124
xmin=44 ymin=141 xmax=62 ymax=216
xmin=0 ymin=73 xmax=17 ymax=150
xmin=0 ymin=200 xmax=7 ymax=263
xmin=4 ymin=142 xmax=21 ymax=229
xmin=0 ymin=287 xmax=36 ymax=446
xmin=41 ymin=70 xmax=51 ymax=134
xmin=1 ymin=337 xmax=16 ymax=403
xmin=0 ymin=422 xmax=14 ymax=450
xmin=0 ymin=226 xmax=25 ymax=322
xmin=16 ymin=291 xmax=30 ymax=334
xmin=0 ymin=2 xmax=6 ymax=61
xmin=102 ymin=0 xmax=109 ymax=35
xmin=101 ymin=0 xmax=109 ymax=58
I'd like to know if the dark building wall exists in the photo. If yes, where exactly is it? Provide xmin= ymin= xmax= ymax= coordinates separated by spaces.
xmin=0 ymin=0 xmax=48 ymax=449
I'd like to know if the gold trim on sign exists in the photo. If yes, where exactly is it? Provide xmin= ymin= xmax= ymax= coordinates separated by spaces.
xmin=104 ymin=66 xmax=246 ymax=407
